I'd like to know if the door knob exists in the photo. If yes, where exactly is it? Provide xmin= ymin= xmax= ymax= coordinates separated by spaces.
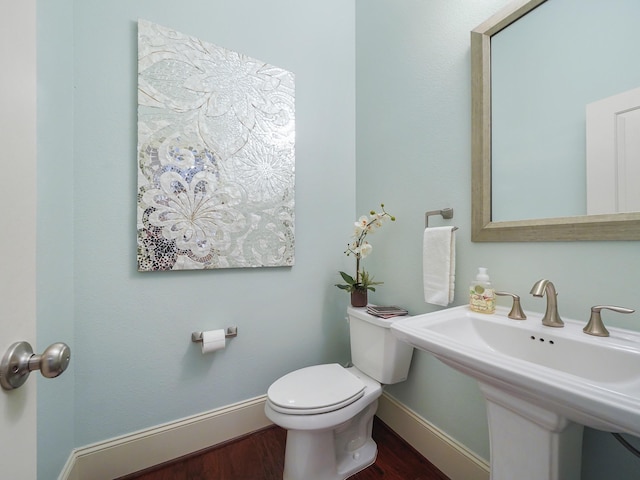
xmin=0 ymin=341 xmax=71 ymax=390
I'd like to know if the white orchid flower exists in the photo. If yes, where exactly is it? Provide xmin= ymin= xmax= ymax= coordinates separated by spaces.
xmin=359 ymin=242 xmax=373 ymax=258
xmin=338 ymin=204 xmax=395 ymax=289
xmin=354 ymin=215 xmax=368 ymax=232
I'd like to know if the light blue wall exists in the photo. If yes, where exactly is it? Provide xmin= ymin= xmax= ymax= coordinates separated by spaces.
xmin=37 ymin=1 xmax=640 ymax=479
xmin=356 ymin=1 xmax=640 ymax=479
xmin=37 ymin=0 xmax=355 ymax=477
xmin=37 ymin=0 xmax=75 ymax=477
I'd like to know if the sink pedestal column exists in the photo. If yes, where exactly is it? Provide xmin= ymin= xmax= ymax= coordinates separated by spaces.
xmin=480 ymin=383 xmax=583 ymax=480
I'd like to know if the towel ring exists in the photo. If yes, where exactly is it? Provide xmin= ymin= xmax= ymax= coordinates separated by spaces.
xmin=425 ymin=208 xmax=457 ymax=230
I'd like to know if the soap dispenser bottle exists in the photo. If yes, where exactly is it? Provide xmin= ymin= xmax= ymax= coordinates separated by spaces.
xmin=469 ymin=267 xmax=496 ymax=314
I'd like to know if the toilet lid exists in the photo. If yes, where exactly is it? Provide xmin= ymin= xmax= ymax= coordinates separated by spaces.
xmin=267 ymin=364 xmax=365 ymax=414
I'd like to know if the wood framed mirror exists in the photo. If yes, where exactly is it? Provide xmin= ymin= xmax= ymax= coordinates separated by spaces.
xmin=470 ymin=0 xmax=640 ymax=242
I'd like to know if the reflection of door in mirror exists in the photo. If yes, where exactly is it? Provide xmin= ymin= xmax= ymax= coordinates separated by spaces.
xmin=586 ymin=87 xmax=640 ymax=215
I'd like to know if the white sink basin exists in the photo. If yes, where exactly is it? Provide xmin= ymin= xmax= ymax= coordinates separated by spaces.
xmin=391 ymin=305 xmax=640 ymax=437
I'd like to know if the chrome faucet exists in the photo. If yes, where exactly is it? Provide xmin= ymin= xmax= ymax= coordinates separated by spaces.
xmin=530 ymin=279 xmax=564 ymax=327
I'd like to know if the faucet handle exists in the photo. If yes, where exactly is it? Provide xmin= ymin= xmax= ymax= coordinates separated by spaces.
xmin=495 ymin=292 xmax=527 ymax=320
xmin=583 ymin=305 xmax=635 ymax=337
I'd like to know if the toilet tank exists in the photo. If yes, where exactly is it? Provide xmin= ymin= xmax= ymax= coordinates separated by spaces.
xmin=347 ymin=307 xmax=414 ymax=384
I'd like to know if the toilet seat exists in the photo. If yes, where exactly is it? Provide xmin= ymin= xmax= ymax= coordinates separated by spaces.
xmin=267 ymin=364 xmax=365 ymax=415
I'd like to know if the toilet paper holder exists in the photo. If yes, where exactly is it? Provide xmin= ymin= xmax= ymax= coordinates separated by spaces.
xmin=191 ymin=327 xmax=238 ymax=343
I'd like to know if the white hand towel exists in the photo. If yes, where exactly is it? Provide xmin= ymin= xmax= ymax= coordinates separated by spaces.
xmin=423 ymin=226 xmax=456 ymax=306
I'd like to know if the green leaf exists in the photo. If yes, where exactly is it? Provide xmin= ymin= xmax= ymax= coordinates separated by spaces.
xmin=338 ymin=271 xmax=356 ymax=285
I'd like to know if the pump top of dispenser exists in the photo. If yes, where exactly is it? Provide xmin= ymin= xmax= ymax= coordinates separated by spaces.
xmin=476 ymin=267 xmax=490 ymax=283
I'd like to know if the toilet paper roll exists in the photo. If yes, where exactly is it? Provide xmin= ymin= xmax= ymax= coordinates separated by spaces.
xmin=201 ymin=329 xmax=226 ymax=354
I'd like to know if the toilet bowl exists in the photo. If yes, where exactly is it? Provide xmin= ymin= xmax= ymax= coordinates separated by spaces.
xmin=265 ymin=307 xmax=414 ymax=480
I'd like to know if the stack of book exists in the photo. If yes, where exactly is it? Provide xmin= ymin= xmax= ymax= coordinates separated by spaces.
xmin=366 ymin=305 xmax=409 ymax=319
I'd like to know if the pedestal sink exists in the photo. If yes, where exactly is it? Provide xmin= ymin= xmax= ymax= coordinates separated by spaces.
xmin=390 ymin=305 xmax=640 ymax=480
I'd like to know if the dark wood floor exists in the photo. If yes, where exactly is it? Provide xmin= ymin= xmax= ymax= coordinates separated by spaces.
xmin=119 ymin=416 xmax=450 ymax=480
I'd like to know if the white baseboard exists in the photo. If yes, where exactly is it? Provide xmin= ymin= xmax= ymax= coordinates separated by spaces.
xmin=377 ymin=392 xmax=490 ymax=480
xmin=58 ymin=395 xmax=272 ymax=480
xmin=58 ymin=392 xmax=489 ymax=480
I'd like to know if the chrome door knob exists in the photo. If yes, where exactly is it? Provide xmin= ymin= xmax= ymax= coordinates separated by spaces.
xmin=31 ymin=342 xmax=71 ymax=378
xmin=0 ymin=341 xmax=71 ymax=390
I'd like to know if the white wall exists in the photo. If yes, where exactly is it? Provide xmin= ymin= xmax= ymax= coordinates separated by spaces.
xmin=2 ymin=2 xmax=37 ymax=479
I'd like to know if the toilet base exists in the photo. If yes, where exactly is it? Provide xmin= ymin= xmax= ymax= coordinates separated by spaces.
xmin=282 ymin=400 xmax=378 ymax=480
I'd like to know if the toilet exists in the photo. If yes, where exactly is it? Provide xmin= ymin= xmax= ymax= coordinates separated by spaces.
xmin=265 ymin=306 xmax=414 ymax=480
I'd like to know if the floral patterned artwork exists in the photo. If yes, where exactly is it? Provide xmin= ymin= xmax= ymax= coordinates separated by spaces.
xmin=137 ymin=20 xmax=295 ymax=271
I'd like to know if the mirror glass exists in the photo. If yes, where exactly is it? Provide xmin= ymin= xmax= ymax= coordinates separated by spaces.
xmin=471 ymin=0 xmax=640 ymax=241
xmin=491 ymin=0 xmax=640 ymax=222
